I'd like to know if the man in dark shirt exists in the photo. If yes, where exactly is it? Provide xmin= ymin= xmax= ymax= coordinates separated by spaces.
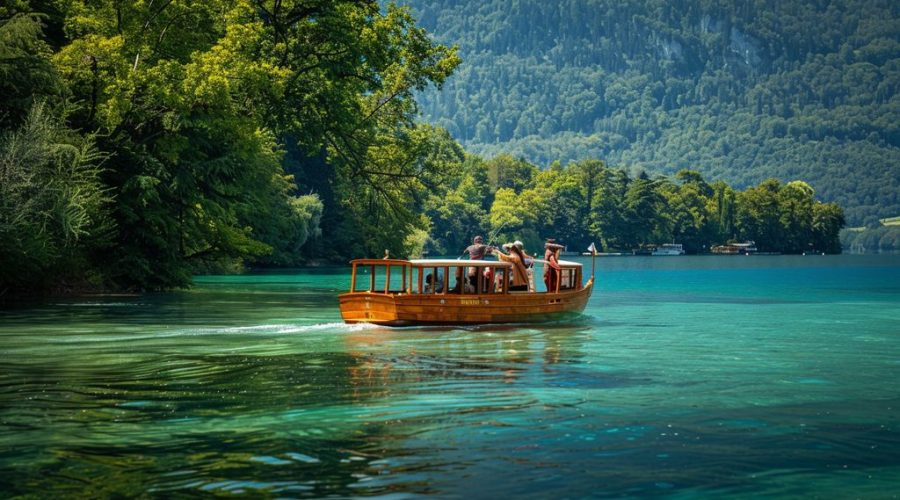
xmin=464 ymin=235 xmax=490 ymax=260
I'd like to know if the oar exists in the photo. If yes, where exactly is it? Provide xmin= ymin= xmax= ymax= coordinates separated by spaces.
xmin=485 ymin=221 xmax=508 ymax=249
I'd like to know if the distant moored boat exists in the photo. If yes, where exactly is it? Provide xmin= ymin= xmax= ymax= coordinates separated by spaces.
xmin=711 ymin=241 xmax=758 ymax=255
xmin=651 ymin=243 xmax=685 ymax=256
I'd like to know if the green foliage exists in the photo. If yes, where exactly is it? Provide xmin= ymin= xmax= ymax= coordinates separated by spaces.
xmin=840 ymin=222 xmax=900 ymax=253
xmin=407 ymin=0 xmax=900 ymax=225
xmin=227 ymin=1 xmax=461 ymax=261
xmin=420 ymin=133 xmax=490 ymax=255
xmin=657 ymin=170 xmax=716 ymax=253
xmin=0 ymin=11 xmax=62 ymax=128
xmin=484 ymin=154 xmax=538 ymax=194
xmin=404 ymin=227 xmax=430 ymax=258
xmin=489 ymin=188 xmax=525 ymax=235
xmin=242 ymin=188 xmax=324 ymax=268
xmin=736 ymin=179 xmax=785 ymax=252
xmin=426 ymin=149 xmax=845 ymax=254
xmin=0 ymin=102 xmax=112 ymax=293
xmin=812 ymin=202 xmax=846 ymax=254
xmin=623 ymin=175 xmax=667 ymax=249
xmin=0 ymin=0 xmax=459 ymax=291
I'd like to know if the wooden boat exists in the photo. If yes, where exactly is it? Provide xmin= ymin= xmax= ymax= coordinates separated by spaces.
xmin=339 ymin=258 xmax=594 ymax=326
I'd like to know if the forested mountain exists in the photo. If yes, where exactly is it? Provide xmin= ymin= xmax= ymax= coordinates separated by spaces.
xmin=405 ymin=0 xmax=900 ymax=225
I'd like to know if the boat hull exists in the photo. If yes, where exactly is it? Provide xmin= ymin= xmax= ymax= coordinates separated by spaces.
xmin=339 ymin=281 xmax=593 ymax=326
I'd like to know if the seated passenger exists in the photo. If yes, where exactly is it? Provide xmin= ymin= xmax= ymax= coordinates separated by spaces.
xmin=450 ymin=268 xmax=473 ymax=293
xmin=451 ymin=277 xmax=474 ymax=294
xmin=425 ymin=273 xmax=444 ymax=293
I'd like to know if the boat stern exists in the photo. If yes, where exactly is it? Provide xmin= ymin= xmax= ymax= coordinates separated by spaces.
xmin=338 ymin=292 xmax=403 ymax=325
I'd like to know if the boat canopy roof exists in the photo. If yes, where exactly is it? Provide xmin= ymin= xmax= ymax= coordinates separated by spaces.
xmin=349 ymin=258 xmax=582 ymax=268
xmin=408 ymin=259 xmax=513 ymax=267
xmin=350 ymin=258 xmax=511 ymax=268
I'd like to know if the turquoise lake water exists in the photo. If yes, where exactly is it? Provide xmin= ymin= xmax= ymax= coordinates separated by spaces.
xmin=1 ymin=254 xmax=899 ymax=497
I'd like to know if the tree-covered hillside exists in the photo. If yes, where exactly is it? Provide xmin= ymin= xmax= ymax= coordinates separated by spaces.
xmin=405 ymin=0 xmax=900 ymax=225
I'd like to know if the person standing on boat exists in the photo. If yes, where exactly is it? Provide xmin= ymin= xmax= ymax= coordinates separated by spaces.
xmin=465 ymin=235 xmax=491 ymax=260
xmin=514 ymin=240 xmax=534 ymax=267
xmin=543 ymin=238 xmax=564 ymax=292
xmin=495 ymin=242 xmax=529 ymax=291
xmin=464 ymin=235 xmax=493 ymax=290
xmin=514 ymin=240 xmax=536 ymax=291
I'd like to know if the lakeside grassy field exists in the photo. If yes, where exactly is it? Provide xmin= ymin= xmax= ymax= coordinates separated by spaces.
xmin=845 ymin=216 xmax=900 ymax=232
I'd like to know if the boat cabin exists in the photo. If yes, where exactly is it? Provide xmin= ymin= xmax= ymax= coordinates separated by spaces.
xmin=347 ymin=258 xmax=584 ymax=295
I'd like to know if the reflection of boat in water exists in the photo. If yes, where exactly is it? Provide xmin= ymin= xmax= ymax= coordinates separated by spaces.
xmin=339 ymin=258 xmax=593 ymax=326
xmin=651 ymin=243 xmax=685 ymax=256
xmin=711 ymin=241 xmax=757 ymax=255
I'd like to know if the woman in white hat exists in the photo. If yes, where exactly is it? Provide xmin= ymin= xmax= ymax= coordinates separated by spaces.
xmin=495 ymin=242 xmax=529 ymax=291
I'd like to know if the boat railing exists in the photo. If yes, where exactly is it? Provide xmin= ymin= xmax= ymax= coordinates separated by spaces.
xmin=533 ymin=259 xmax=583 ymax=292
xmin=349 ymin=259 xmax=515 ymax=295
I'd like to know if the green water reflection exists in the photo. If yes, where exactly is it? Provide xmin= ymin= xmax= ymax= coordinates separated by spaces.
xmin=1 ymin=255 xmax=899 ymax=497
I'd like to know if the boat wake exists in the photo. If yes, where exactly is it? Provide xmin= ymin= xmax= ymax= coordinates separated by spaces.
xmin=32 ymin=322 xmax=384 ymax=350
xmin=185 ymin=322 xmax=380 ymax=336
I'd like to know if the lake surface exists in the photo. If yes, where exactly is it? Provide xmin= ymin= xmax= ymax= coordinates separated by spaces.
xmin=1 ymin=254 xmax=899 ymax=498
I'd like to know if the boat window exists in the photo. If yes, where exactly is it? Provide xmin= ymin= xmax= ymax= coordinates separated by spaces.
xmin=417 ymin=267 xmax=446 ymax=294
xmin=351 ymin=264 xmax=369 ymax=292
xmin=353 ymin=261 xmax=513 ymax=295
xmin=449 ymin=266 xmax=470 ymax=294
xmin=352 ymin=263 xmax=409 ymax=293
xmin=560 ymin=268 xmax=575 ymax=290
